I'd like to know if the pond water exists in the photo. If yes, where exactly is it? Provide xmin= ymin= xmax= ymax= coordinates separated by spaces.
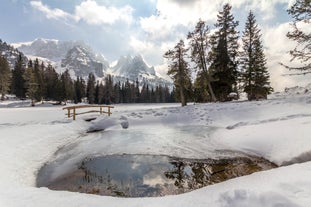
xmin=37 ymin=154 xmax=276 ymax=197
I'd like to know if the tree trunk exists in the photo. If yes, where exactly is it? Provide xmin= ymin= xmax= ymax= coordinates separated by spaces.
xmin=207 ymin=80 xmax=216 ymax=102
xmin=180 ymin=87 xmax=186 ymax=107
xmin=206 ymin=72 xmax=217 ymax=102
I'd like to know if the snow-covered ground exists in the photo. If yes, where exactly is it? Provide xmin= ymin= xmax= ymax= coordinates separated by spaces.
xmin=1 ymin=87 xmax=311 ymax=206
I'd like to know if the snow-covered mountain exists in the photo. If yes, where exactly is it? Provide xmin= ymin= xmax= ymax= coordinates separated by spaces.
xmin=107 ymin=55 xmax=172 ymax=88
xmin=0 ymin=39 xmax=27 ymax=68
xmin=13 ymin=38 xmax=81 ymax=61
xmin=13 ymin=38 xmax=109 ymax=78
xmin=12 ymin=38 xmax=172 ymax=88
xmin=111 ymin=55 xmax=156 ymax=79
xmin=61 ymin=45 xmax=109 ymax=77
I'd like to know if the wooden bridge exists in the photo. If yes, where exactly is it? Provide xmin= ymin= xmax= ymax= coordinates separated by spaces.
xmin=63 ymin=105 xmax=114 ymax=120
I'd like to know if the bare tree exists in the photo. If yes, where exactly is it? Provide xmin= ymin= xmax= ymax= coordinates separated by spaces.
xmin=282 ymin=0 xmax=311 ymax=74
xmin=164 ymin=40 xmax=192 ymax=106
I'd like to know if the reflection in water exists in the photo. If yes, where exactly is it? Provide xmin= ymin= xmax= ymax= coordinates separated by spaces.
xmin=37 ymin=154 xmax=276 ymax=197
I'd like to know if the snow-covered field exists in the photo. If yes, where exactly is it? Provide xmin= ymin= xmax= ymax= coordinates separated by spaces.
xmin=1 ymin=87 xmax=311 ymax=206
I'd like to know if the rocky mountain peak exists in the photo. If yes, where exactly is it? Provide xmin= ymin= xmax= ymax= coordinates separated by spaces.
xmin=16 ymin=38 xmax=83 ymax=61
xmin=61 ymin=45 xmax=107 ymax=77
xmin=112 ymin=54 xmax=156 ymax=79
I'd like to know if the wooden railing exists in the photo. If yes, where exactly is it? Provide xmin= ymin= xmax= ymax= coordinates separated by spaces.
xmin=63 ymin=105 xmax=114 ymax=120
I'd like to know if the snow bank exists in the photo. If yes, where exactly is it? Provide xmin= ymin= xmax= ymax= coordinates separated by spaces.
xmin=0 ymin=89 xmax=311 ymax=206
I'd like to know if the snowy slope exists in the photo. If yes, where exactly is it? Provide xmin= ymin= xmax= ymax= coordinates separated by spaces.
xmin=0 ymin=87 xmax=311 ymax=206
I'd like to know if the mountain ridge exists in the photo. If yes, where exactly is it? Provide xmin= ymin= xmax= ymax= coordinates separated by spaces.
xmin=0 ymin=39 xmax=28 ymax=68
xmin=12 ymin=38 xmax=172 ymax=88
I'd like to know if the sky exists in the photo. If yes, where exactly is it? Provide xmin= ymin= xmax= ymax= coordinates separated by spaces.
xmin=0 ymin=0 xmax=310 ymax=91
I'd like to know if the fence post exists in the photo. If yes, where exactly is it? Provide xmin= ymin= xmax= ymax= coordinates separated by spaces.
xmin=73 ymin=108 xmax=76 ymax=120
xmin=108 ymin=106 xmax=111 ymax=116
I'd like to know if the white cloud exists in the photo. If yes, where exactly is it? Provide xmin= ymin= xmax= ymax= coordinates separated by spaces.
xmin=30 ymin=1 xmax=74 ymax=21
xmin=139 ymin=0 xmax=296 ymax=41
xmin=139 ymin=0 xmax=219 ymax=41
xmin=30 ymin=0 xmax=134 ymax=25
xmin=75 ymin=0 xmax=134 ymax=25
xmin=129 ymin=36 xmax=162 ymax=65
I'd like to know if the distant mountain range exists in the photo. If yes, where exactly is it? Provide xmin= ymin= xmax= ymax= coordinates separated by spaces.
xmin=8 ymin=38 xmax=172 ymax=88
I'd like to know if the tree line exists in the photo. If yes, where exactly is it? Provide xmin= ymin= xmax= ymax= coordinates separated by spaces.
xmin=0 ymin=54 xmax=175 ymax=105
xmin=165 ymin=4 xmax=273 ymax=106
xmin=1 ymin=1 xmax=309 ymax=106
xmin=165 ymin=0 xmax=311 ymax=106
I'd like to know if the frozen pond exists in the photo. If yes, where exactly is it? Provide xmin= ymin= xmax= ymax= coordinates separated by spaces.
xmin=36 ymin=124 xmax=276 ymax=197
xmin=37 ymin=154 xmax=276 ymax=197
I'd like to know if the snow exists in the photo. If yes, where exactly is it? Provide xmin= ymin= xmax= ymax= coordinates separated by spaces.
xmin=11 ymin=41 xmax=33 ymax=49
xmin=0 ymin=88 xmax=311 ymax=206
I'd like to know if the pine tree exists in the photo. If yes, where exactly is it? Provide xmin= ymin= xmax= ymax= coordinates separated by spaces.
xmin=86 ymin=73 xmax=96 ymax=104
xmin=209 ymin=3 xmax=239 ymax=101
xmin=282 ymin=0 xmax=311 ymax=73
xmin=98 ymin=82 xmax=105 ymax=104
xmin=60 ymin=70 xmax=74 ymax=103
xmin=11 ymin=54 xmax=26 ymax=99
xmin=113 ymin=82 xmax=121 ymax=104
xmin=140 ymin=83 xmax=147 ymax=103
xmin=44 ymin=64 xmax=61 ymax=101
xmin=123 ymin=79 xmax=132 ymax=103
xmin=164 ymin=40 xmax=192 ymax=106
xmin=94 ymin=81 xmax=100 ymax=104
xmin=103 ymin=75 xmax=114 ymax=104
xmin=23 ymin=66 xmax=38 ymax=106
xmin=193 ymin=70 xmax=210 ymax=102
xmin=188 ymin=19 xmax=216 ymax=102
xmin=74 ymin=77 xmax=86 ymax=103
xmin=33 ymin=59 xmax=45 ymax=102
xmin=0 ymin=56 xmax=11 ymax=100
xmin=240 ymin=11 xmax=273 ymax=100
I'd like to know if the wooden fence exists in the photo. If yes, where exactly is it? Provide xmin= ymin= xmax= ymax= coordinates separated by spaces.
xmin=63 ymin=105 xmax=114 ymax=120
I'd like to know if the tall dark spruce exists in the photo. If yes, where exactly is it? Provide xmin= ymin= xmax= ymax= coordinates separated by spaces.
xmin=240 ymin=11 xmax=273 ymax=100
xmin=164 ymin=40 xmax=192 ymax=106
xmin=209 ymin=3 xmax=239 ymax=101
xmin=74 ymin=77 xmax=86 ymax=103
xmin=23 ymin=62 xmax=38 ymax=106
xmin=283 ymin=0 xmax=311 ymax=74
xmin=33 ymin=59 xmax=45 ymax=102
xmin=44 ymin=63 xmax=62 ymax=102
xmin=0 ymin=55 xmax=11 ymax=100
xmin=60 ymin=69 xmax=74 ymax=103
xmin=11 ymin=54 xmax=26 ymax=99
xmin=86 ymin=73 xmax=96 ymax=104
